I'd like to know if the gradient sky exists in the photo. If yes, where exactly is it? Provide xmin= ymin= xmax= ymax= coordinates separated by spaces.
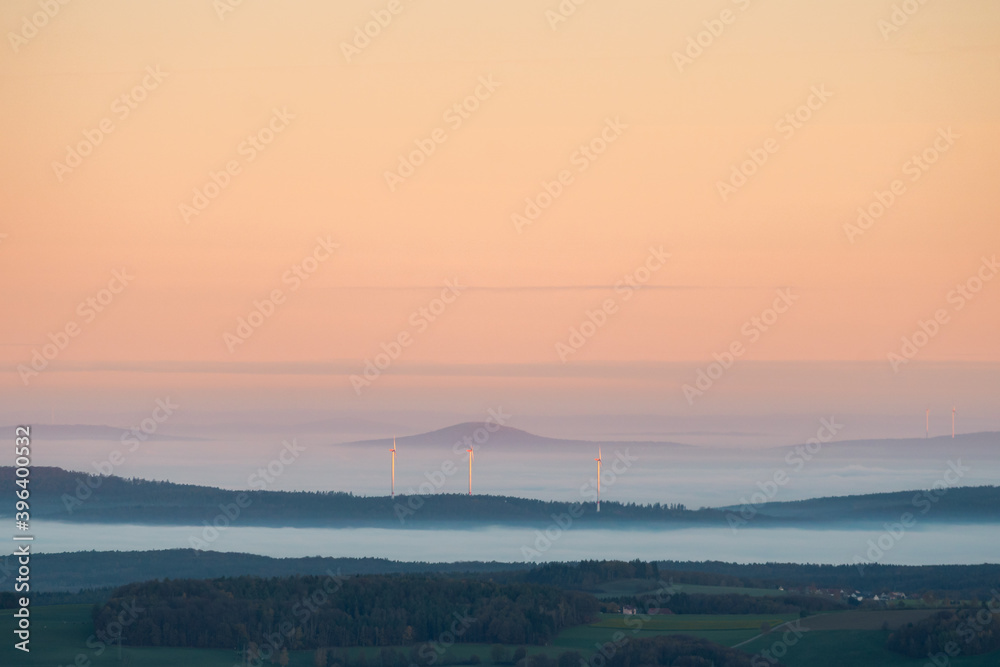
xmin=2 ymin=0 xmax=999 ymax=434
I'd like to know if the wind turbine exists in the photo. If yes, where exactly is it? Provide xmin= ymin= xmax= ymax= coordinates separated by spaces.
xmin=952 ymin=407 xmax=956 ymax=439
xmin=926 ymin=409 xmax=930 ymax=438
xmin=390 ymin=437 xmax=397 ymax=498
xmin=466 ymin=447 xmax=474 ymax=495
xmin=594 ymin=448 xmax=602 ymax=512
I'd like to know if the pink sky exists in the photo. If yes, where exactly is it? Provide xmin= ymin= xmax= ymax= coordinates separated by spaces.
xmin=2 ymin=0 xmax=998 ymax=434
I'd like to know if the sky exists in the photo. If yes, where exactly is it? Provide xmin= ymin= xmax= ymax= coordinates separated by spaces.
xmin=2 ymin=0 xmax=999 ymax=439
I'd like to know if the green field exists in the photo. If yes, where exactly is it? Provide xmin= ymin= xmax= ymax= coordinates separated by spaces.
xmin=0 ymin=605 xmax=575 ymax=667
xmin=4 ymin=606 xmax=1000 ymax=667
xmin=586 ymin=578 xmax=786 ymax=599
xmin=552 ymin=613 xmax=797 ymax=651
xmin=0 ymin=605 xmax=242 ymax=666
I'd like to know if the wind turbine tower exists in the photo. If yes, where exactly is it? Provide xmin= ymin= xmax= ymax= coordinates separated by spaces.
xmin=952 ymin=407 xmax=956 ymax=438
xmin=594 ymin=448 xmax=602 ymax=512
xmin=467 ymin=447 xmax=474 ymax=495
xmin=390 ymin=437 xmax=397 ymax=498
xmin=926 ymin=409 xmax=930 ymax=438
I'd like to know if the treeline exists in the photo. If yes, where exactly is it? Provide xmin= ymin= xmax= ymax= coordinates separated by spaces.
xmin=93 ymin=574 xmax=599 ymax=649
xmin=521 ymin=559 xmax=1000 ymax=604
xmin=520 ymin=560 xmax=773 ymax=591
xmin=307 ymin=645 xmax=490 ymax=667
xmin=20 ymin=549 xmax=518 ymax=593
xmin=3 ymin=466 xmax=996 ymax=528
xmin=604 ymin=635 xmax=776 ymax=667
xmin=307 ymin=639 xmax=766 ymax=667
xmin=0 ymin=466 xmax=718 ymax=526
xmin=887 ymin=608 xmax=1000 ymax=658
xmin=750 ymin=485 xmax=1000 ymax=522
xmin=17 ymin=550 xmax=1000 ymax=604
xmin=522 ymin=560 xmax=661 ymax=588
xmin=0 ymin=588 xmax=113 ymax=608
xmin=607 ymin=592 xmax=844 ymax=616
xmin=659 ymin=561 xmax=1000 ymax=600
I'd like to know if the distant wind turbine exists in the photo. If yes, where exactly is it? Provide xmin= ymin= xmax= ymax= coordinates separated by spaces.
xmin=926 ymin=409 xmax=930 ymax=438
xmin=390 ymin=437 xmax=397 ymax=498
xmin=952 ymin=407 xmax=956 ymax=439
xmin=467 ymin=447 xmax=474 ymax=495
xmin=594 ymin=448 xmax=602 ymax=512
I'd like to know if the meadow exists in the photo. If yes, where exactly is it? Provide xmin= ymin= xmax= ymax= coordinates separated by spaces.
xmin=3 ymin=605 xmax=999 ymax=667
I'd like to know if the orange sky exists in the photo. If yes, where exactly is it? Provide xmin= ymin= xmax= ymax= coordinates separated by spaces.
xmin=2 ymin=0 xmax=999 ymax=427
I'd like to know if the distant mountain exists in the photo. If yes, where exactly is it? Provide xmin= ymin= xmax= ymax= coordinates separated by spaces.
xmin=766 ymin=431 xmax=1000 ymax=460
xmin=342 ymin=424 xmax=1000 ymax=461
xmin=342 ymin=422 xmax=694 ymax=450
xmin=723 ymin=484 xmax=1000 ymax=522
xmin=16 ymin=422 xmax=996 ymax=460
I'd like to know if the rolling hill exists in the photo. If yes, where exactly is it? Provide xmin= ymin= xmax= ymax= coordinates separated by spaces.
xmin=0 ymin=466 xmax=997 ymax=527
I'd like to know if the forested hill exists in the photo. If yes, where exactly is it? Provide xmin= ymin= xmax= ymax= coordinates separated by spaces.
xmin=8 ymin=551 xmax=1000 ymax=600
xmin=0 ymin=466 xmax=713 ymax=526
xmin=725 ymin=484 xmax=1000 ymax=521
xmin=94 ymin=574 xmax=599 ymax=649
xmin=1 ymin=466 xmax=997 ymax=527
xmin=17 ymin=549 xmax=521 ymax=592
